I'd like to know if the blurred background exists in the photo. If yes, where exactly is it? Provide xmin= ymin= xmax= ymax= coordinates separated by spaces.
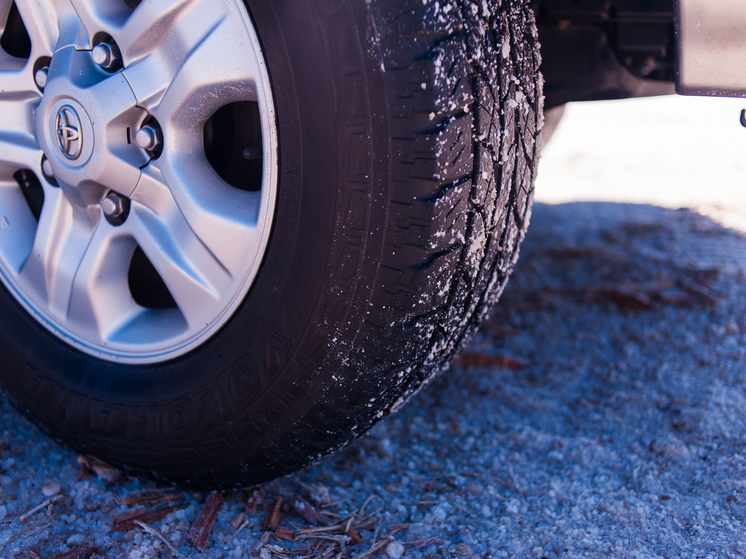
xmin=535 ymin=95 xmax=746 ymax=231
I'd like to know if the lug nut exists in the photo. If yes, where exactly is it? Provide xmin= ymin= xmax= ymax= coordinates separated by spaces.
xmin=34 ymin=67 xmax=48 ymax=89
xmin=92 ymin=42 xmax=121 ymax=70
xmin=102 ymin=192 xmax=126 ymax=219
xmin=41 ymin=158 xmax=53 ymax=177
xmin=135 ymin=124 xmax=162 ymax=151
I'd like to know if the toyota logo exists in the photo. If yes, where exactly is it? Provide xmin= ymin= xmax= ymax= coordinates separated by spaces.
xmin=55 ymin=105 xmax=83 ymax=160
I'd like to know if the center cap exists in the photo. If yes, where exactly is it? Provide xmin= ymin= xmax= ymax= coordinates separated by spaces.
xmin=35 ymin=46 xmax=148 ymax=202
xmin=55 ymin=105 xmax=83 ymax=160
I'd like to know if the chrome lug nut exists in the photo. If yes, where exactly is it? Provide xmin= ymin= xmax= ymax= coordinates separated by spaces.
xmin=34 ymin=67 xmax=48 ymax=90
xmin=102 ymin=192 xmax=126 ymax=219
xmin=92 ymin=42 xmax=121 ymax=70
xmin=135 ymin=124 xmax=162 ymax=151
xmin=41 ymin=158 xmax=53 ymax=177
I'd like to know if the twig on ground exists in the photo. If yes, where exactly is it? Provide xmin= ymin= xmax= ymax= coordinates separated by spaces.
xmin=274 ymin=526 xmax=296 ymax=542
xmin=19 ymin=495 xmax=63 ymax=522
xmin=350 ymin=537 xmax=392 ymax=559
xmin=406 ymin=537 xmax=444 ymax=549
xmin=135 ymin=519 xmax=187 ymax=559
xmin=0 ymin=514 xmax=60 ymax=555
xmin=250 ymin=531 xmax=272 ymax=553
xmin=118 ymin=488 xmax=182 ymax=508
xmin=112 ymin=502 xmax=187 ymax=532
xmin=264 ymin=497 xmax=284 ymax=531
xmin=290 ymin=496 xmax=329 ymax=526
xmin=188 ymin=491 xmax=224 ymax=551
xmin=51 ymin=543 xmax=100 ymax=559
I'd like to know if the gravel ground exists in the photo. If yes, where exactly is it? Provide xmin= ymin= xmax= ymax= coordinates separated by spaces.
xmin=3 ymin=99 xmax=746 ymax=558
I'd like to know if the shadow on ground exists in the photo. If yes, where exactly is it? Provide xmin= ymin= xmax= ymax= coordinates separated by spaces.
xmin=2 ymin=202 xmax=746 ymax=559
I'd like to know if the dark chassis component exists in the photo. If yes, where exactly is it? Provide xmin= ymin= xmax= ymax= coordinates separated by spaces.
xmin=533 ymin=0 xmax=677 ymax=108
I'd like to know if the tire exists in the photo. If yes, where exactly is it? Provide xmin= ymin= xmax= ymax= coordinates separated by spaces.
xmin=0 ymin=0 xmax=542 ymax=488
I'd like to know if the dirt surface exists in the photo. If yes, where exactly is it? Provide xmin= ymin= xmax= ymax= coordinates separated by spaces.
xmin=3 ymin=98 xmax=746 ymax=558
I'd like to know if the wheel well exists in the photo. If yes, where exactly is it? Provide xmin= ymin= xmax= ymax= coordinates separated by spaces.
xmin=532 ymin=0 xmax=676 ymax=108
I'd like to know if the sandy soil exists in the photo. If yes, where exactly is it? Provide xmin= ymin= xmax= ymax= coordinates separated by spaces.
xmin=2 ymin=96 xmax=746 ymax=559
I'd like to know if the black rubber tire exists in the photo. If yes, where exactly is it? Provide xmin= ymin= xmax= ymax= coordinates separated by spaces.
xmin=0 ymin=0 xmax=542 ymax=488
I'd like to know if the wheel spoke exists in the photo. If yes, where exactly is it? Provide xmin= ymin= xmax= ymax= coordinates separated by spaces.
xmin=120 ymin=0 xmax=259 ymax=115
xmin=133 ymin=159 xmax=264 ymax=281
xmin=0 ymin=179 xmax=38 ymax=274
xmin=0 ymin=65 xmax=42 ymax=178
xmin=0 ymin=62 xmax=35 ymax=94
xmin=13 ymin=0 xmax=60 ymax=57
xmin=0 ymin=126 xmax=43 ymax=178
xmin=128 ymin=167 xmax=232 ymax=329
xmin=66 ymin=0 xmax=130 ymax=48
xmin=116 ymin=0 xmax=216 ymax=62
xmin=66 ymin=221 xmax=141 ymax=342
xmin=18 ymin=187 xmax=100 ymax=320
xmin=0 ymin=0 xmax=12 ymax=30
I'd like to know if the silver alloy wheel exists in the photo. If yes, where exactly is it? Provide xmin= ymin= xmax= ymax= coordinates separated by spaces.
xmin=0 ymin=0 xmax=278 ymax=363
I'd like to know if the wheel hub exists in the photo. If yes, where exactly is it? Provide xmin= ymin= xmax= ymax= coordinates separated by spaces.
xmin=35 ymin=46 xmax=147 ymax=207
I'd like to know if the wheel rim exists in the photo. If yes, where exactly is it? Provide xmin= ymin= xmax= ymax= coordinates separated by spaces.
xmin=0 ymin=0 xmax=278 ymax=363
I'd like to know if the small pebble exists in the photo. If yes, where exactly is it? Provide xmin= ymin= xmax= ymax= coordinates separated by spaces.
xmin=386 ymin=541 xmax=405 ymax=559
xmin=42 ymin=481 xmax=61 ymax=497
xmin=66 ymin=534 xmax=86 ymax=547
xmin=0 ymin=504 xmax=6 ymax=520
xmin=455 ymin=543 xmax=472 ymax=557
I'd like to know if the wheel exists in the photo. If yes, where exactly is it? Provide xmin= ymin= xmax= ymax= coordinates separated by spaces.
xmin=0 ymin=0 xmax=542 ymax=488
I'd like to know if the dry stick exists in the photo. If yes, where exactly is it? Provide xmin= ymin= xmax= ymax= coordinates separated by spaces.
xmin=297 ymin=524 xmax=343 ymax=535
xmin=371 ymin=519 xmax=381 ymax=547
xmin=338 ymin=494 xmax=375 ymax=539
xmin=0 ymin=514 xmax=60 ymax=555
xmin=296 ymin=535 xmax=350 ymax=543
xmin=344 ymin=514 xmax=355 ymax=537
xmin=350 ymin=537 xmax=392 ymax=559
xmin=295 ymin=519 xmax=376 ymax=536
xmin=188 ymin=491 xmax=224 ymax=551
xmin=357 ymin=495 xmax=376 ymax=518
xmin=19 ymin=495 xmax=63 ymax=522
xmin=135 ymin=520 xmax=188 ymax=559
xmin=234 ymin=517 xmax=252 ymax=536
xmin=508 ymin=465 xmax=525 ymax=494
xmin=320 ymin=497 xmax=352 ymax=509
xmin=250 ymin=531 xmax=272 ymax=553
xmin=51 ymin=543 xmax=100 ymax=559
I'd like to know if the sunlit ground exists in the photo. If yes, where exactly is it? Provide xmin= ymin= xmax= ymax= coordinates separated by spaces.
xmin=535 ymin=95 xmax=746 ymax=231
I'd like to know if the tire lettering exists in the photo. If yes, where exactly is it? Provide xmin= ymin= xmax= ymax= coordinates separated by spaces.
xmin=162 ymin=399 xmax=195 ymax=437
